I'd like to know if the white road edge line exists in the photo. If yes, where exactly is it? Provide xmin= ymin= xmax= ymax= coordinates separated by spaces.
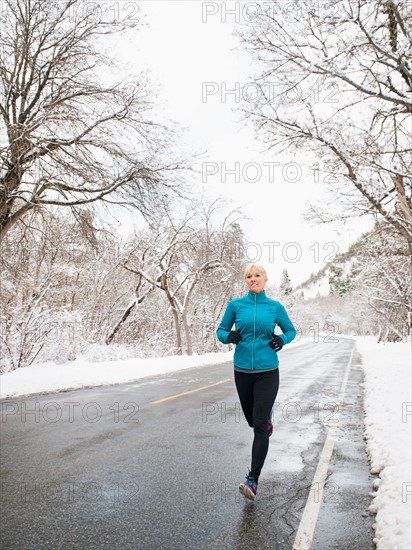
xmin=292 ymin=344 xmax=356 ymax=550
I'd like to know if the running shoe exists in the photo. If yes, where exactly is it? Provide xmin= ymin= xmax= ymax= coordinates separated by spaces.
xmin=239 ymin=473 xmax=258 ymax=500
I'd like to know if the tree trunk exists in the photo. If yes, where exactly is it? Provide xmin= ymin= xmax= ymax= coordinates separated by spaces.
xmin=106 ymin=300 xmax=137 ymax=345
xmin=171 ymin=306 xmax=183 ymax=355
xmin=182 ymin=308 xmax=193 ymax=356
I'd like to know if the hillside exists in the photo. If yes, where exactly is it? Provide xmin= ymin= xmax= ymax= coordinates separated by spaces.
xmin=294 ymin=237 xmax=366 ymax=299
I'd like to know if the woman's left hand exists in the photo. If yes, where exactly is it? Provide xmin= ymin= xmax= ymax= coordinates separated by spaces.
xmin=269 ymin=335 xmax=284 ymax=351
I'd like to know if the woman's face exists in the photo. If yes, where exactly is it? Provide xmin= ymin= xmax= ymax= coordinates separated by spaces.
xmin=245 ymin=269 xmax=267 ymax=294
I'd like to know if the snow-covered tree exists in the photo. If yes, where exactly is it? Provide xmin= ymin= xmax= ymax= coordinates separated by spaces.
xmin=0 ymin=210 xmax=97 ymax=370
xmin=358 ymin=222 xmax=411 ymax=341
xmin=328 ymin=265 xmax=354 ymax=297
xmin=0 ymin=199 xmax=247 ymax=369
xmin=279 ymin=268 xmax=293 ymax=296
xmin=239 ymin=0 xmax=412 ymax=245
xmin=0 ymin=0 xmax=184 ymax=242
xmin=120 ymin=198 xmax=245 ymax=355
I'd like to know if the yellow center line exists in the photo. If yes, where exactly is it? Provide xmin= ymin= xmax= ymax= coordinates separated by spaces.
xmin=150 ymin=379 xmax=231 ymax=404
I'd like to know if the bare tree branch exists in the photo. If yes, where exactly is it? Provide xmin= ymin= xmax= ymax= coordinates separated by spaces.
xmin=0 ymin=0 xmax=186 ymax=241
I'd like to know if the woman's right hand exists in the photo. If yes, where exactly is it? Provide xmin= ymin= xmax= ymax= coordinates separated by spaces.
xmin=269 ymin=334 xmax=284 ymax=351
xmin=228 ymin=330 xmax=242 ymax=344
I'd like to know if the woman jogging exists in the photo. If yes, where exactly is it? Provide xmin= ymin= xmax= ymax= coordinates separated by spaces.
xmin=216 ymin=263 xmax=296 ymax=500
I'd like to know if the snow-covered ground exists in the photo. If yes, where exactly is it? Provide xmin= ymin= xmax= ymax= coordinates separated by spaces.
xmin=1 ymin=336 xmax=411 ymax=549
xmin=0 ymin=349 xmax=235 ymax=398
xmin=355 ymin=336 xmax=412 ymax=550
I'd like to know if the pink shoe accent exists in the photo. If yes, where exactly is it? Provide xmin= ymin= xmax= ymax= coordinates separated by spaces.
xmin=239 ymin=475 xmax=257 ymax=500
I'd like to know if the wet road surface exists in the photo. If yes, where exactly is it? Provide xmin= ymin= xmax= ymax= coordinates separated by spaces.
xmin=1 ymin=339 xmax=375 ymax=549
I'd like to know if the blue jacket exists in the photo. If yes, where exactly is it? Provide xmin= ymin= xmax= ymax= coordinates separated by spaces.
xmin=216 ymin=290 xmax=296 ymax=371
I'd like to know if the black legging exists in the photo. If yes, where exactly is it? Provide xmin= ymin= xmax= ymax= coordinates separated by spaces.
xmin=234 ymin=368 xmax=280 ymax=483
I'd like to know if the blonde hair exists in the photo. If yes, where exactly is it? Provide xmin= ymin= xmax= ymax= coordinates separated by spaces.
xmin=244 ymin=263 xmax=268 ymax=279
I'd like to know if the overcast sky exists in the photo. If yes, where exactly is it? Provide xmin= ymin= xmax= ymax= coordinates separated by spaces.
xmin=105 ymin=1 xmax=373 ymax=286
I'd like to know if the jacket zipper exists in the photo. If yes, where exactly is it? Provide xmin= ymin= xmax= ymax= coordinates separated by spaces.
xmin=252 ymin=293 xmax=256 ymax=370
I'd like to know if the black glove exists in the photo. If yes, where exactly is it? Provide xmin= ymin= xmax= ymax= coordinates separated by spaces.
xmin=228 ymin=330 xmax=242 ymax=344
xmin=269 ymin=335 xmax=284 ymax=352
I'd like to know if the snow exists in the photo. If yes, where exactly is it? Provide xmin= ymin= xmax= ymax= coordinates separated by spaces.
xmin=0 ymin=350 xmax=236 ymax=398
xmin=1 ymin=336 xmax=411 ymax=548
xmin=300 ymin=276 xmax=330 ymax=299
xmin=355 ymin=336 xmax=412 ymax=550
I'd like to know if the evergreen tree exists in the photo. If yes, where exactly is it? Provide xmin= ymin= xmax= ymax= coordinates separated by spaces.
xmin=280 ymin=268 xmax=293 ymax=296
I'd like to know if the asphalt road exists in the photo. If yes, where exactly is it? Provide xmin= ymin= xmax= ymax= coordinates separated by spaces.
xmin=1 ymin=339 xmax=375 ymax=550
